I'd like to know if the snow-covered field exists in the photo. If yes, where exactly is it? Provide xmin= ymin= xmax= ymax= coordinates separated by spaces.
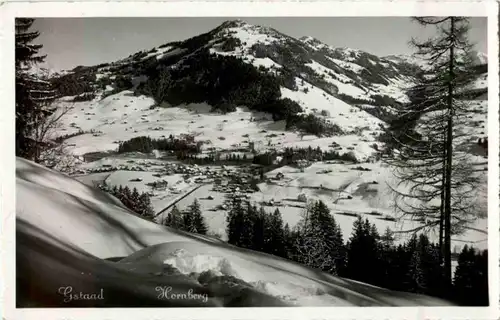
xmin=51 ymin=89 xmax=383 ymax=162
xmin=70 ymin=152 xmax=487 ymax=253
xmin=16 ymin=157 xmax=455 ymax=307
xmin=255 ymin=162 xmax=487 ymax=250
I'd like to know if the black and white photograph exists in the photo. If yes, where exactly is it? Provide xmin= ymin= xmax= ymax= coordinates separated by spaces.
xmin=3 ymin=1 xmax=498 ymax=316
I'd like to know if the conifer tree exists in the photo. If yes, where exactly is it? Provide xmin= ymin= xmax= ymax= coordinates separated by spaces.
xmin=378 ymin=228 xmax=395 ymax=286
xmin=264 ymin=208 xmax=287 ymax=258
xmin=346 ymin=217 xmax=380 ymax=283
xmin=386 ymin=17 xmax=481 ymax=287
xmin=453 ymin=245 xmax=476 ymax=303
xmin=392 ymin=244 xmax=410 ymax=290
xmin=226 ymin=200 xmax=245 ymax=246
xmin=250 ymin=206 xmax=266 ymax=251
xmin=453 ymin=246 xmax=488 ymax=305
xmin=226 ymin=200 xmax=254 ymax=248
xmin=123 ymin=186 xmax=131 ymax=198
xmin=380 ymin=227 xmax=395 ymax=249
xmin=182 ymin=209 xmax=194 ymax=232
xmin=115 ymin=186 xmax=124 ymax=203
xmin=16 ymin=18 xmax=57 ymax=161
xmin=320 ymin=203 xmax=346 ymax=275
xmin=424 ymin=242 xmax=446 ymax=297
xmin=138 ymin=192 xmax=154 ymax=217
xmin=130 ymin=187 xmax=140 ymax=212
xmin=121 ymin=186 xmax=132 ymax=208
xmin=294 ymin=200 xmax=345 ymax=274
xmin=407 ymin=248 xmax=426 ymax=294
xmin=404 ymin=234 xmax=440 ymax=295
xmin=189 ymin=199 xmax=208 ymax=234
xmin=282 ymin=223 xmax=294 ymax=259
xmin=146 ymin=65 xmax=171 ymax=105
xmin=165 ymin=205 xmax=184 ymax=229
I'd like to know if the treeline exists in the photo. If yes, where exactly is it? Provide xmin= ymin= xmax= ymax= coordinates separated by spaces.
xmin=225 ymin=199 xmax=488 ymax=306
xmin=72 ymin=92 xmax=96 ymax=102
xmin=116 ymin=135 xmax=359 ymax=166
xmin=252 ymin=146 xmax=359 ymax=166
xmin=117 ymin=135 xmax=201 ymax=154
xmin=285 ymin=113 xmax=344 ymax=137
xmin=177 ymin=152 xmax=253 ymax=165
xmin=54 ymin=129 xmax=102 ymax=143
xmin=280 ymin=146 xmax=358 ymax=164
xmin=101 ymin=75 xmax=135 ymax=98
xmin=335 ymin=93 xmax=401 ymax=123
xmin=162 ymin=199 xmax=208 ymax=235
xmin=51 ymin=69 xmax=96 ymax=97
xmin=99 ymin=181 xmax=155 ymax=218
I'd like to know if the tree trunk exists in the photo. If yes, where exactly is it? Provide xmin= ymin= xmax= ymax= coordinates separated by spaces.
xmin=444 ymin=17 xmax=455 ymax=288
xmin=439 ymin=131 xmax=446 ymax=265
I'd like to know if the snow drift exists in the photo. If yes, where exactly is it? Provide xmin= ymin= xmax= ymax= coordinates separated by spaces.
xmin=16 ymin=157 xmax=454 ymax=307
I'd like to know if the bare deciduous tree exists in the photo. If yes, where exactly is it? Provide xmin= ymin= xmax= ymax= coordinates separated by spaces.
xmin=385 ymin=17 xmax=483 ymax=286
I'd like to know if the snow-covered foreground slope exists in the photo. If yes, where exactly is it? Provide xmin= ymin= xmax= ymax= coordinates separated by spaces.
xmin=16 ymin=157 xmax=454 ymax=307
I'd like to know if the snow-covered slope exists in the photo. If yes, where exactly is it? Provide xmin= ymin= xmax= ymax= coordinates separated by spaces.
xmin=16 ymin=157 xmax=454 ymax=307
xmin=49 ymin=89 xmax=385 ymax=162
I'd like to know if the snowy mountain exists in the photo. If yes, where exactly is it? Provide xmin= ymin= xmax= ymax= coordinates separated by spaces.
xmin=470 ymin=50 xmax=488 ymax=66
xmin=16 ymin=157 xmax=455 ymax=307
xmin=51 ymin=19 xmax=487 ymax=126
xmin=26 ymin=64 xmax=72 ymax=79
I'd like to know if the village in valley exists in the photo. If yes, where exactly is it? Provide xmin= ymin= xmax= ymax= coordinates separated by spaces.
xmin=39 ymin=14 xmax=489 ymax=251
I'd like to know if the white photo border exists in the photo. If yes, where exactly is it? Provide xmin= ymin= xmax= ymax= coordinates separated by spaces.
xmin=0 ymin=1 xmax=498 ymax=320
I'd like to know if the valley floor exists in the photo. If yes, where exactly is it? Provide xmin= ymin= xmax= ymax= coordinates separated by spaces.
xmin=73 ymin=154 xmax=488 ymax=252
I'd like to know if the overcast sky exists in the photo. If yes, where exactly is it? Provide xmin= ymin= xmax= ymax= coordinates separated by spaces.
xmin=32 ymin=17 xmax=488 ymax=72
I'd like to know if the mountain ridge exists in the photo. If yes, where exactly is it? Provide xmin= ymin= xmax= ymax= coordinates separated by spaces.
xmin=51 ymin=19 xmax=487 ymax=108
xmin=45 ymin=19 xmax=488 ymax=164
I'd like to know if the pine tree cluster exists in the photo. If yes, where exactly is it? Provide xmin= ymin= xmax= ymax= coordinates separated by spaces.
xmin=136 ymin=50 xmax=303 ymax=121
xmin=177 ymin=152 xmax=253 ymax=165
xmin=252 ymin=146 xmax=358 ymax=167
xmin=453 ymin=245 xmax=488 ymax=306
xmin=226 ymin=200 xmax=288 ymax=257
xmin=51 ymin=69 xmax=96 ymax=97
xmin=225 ymin=199 xmax=488 ymax=305
xmin=117 ymin=135 xmax=201 ymax=154
xmin=99 ymin=182 xmax=155 ymax=218
xmin=163 ymin=200 xmax=208 ymax=235
xmin=54 ymin=129 xmax=101 ymax=143
xmin=285 ymin=113 xmax=344 ymax=137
